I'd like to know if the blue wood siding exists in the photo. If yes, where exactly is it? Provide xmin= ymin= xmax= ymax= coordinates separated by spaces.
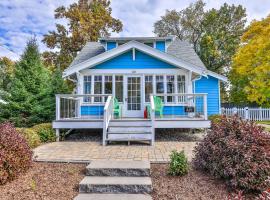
xmin=92 ymin=50 xmax=177 ymax=69
xmin=106 ymin=42 xmax=117 ymax=50
xmin=155 ymin=41 xmax=165 ymax=52
xmin=81 ymin=105 xmax=104 ymax=115
xmin=162 ymin=106 xmax=186 ymax=116
xmin=194 ymin=76 xmax=220 ymax=115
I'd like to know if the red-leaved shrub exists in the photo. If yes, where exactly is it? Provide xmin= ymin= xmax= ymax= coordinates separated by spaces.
xmin=193 ymin=115 xmax=270 ymax=192
xmin=0 ymin=122 xmax=32 ymax=185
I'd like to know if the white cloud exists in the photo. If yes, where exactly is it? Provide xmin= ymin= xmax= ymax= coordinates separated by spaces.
xmin=0 ymin=46 xmax=19 ymax=61
xmin=0 ymin=0 xmax=269 ymax=57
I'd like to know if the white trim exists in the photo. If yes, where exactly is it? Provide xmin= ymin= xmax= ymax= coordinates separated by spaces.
xmin=63 ymin=40 xmax=207 ymax=77
xmin=206 ymin=70 xmax=227 ymax=82
xmin=132 ymin=48 xmax=135 ymax=60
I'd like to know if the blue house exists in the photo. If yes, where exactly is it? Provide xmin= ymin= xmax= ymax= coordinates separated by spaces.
xmin=53 ymin=36 xmax=227 ymax=145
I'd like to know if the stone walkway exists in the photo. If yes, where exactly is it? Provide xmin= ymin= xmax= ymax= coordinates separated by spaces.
xmin=33 ymin=141 xmax=197 ymax=163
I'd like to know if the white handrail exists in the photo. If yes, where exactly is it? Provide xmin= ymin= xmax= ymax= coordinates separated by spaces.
xmin=102 ymin=96 xmax=113 ymax=145
xmin=150 ymin=95 xmax=155 ymax=146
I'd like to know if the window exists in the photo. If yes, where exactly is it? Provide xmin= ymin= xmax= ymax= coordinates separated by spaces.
xmin=166 ymin=75 xmax=175 ymax=103
xmin=94 ymin=75 xmax=102 ymax=102
xmin=115 ymin=75 xmax=123 ymax=102
xmin=144 ymin=42 xmax=153 ymax=47
xmin=144 ymin=76 xmax=153 ymax=102
xmin=156 ymin=75 xmax=164 ymax=101
xmin=83 ymin=76 xmax=91 ymax=102
xmin=177 ymin=75 xmax=186 ymax=102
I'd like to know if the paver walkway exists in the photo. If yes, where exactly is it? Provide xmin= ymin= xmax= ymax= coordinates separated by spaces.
xmin=33 ymin=141 xmax=197 ymax=163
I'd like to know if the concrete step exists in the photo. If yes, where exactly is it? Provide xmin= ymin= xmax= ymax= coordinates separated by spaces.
xmin=108 ymin=126 xmax=152 ymax=133
xmin=86 ymin=161 xmax=150 ymax=177
xmin=74 ymin=193 xmax=152 ymax=200
xmin=79 ymin=176 xmax=152 ymax=194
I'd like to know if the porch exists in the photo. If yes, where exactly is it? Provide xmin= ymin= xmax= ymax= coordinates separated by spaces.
xmin=53 ymin=93 xmax=210 ymax=145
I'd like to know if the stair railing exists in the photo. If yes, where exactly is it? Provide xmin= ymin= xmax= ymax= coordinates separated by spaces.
xmin=150 ymin=95 xmax=155 ymax=146
xmin=102 ymin=95 xmax=113 ymax=146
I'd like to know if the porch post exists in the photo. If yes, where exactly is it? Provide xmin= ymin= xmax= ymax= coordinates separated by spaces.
xmin=203 ymin=94 xmax=208 ymax=120
xmin=55 ymin=129 xmax=60 ymax=142
xmin=56 ymin=95 xmax=60 ymax=120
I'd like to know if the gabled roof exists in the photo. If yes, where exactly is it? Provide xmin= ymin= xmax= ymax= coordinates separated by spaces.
xmin=167 ymin=39 xmax=206 ymax=69
xmin=69 ymin=42 xmax=105 ymax=67
xmin=63 ymin=40 xmax=208 ymax=78
xmin=64 ymin=39 xmax=227 ymax=82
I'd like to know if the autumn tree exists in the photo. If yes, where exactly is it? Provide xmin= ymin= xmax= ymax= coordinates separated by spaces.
xmin=42 ymin=0 xmax=123 ymax=70
xmin=154 ymin=0 xmax=246 ymax=75
xmin=230 ymin=16 xmax=270 ymax=107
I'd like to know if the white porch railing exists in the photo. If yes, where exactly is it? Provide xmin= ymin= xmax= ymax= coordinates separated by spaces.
xmin=150 ymin=93 xmax=208 ymax=120
xmin=103 ymin=95 xmax=114 ymax=145
xmin=222 ymin=107 xmax=270 ymax=121
xmin=55 ymin=94 xmax=111 ymax=120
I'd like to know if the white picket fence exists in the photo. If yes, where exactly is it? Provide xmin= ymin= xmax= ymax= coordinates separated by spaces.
xmin=221 ymin=107 xmax=270 ymax=121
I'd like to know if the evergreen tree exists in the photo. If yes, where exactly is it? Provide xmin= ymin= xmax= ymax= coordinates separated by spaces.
xmin=0 ymin=38 xmax=51 ymax=127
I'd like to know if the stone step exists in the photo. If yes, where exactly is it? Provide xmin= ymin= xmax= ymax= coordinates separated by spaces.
xmin=74 ymin=194 xmax=152 ymax=200
xmin=107 ymin=133 xmax=152 ymax=141
xmin=79 ymin=176 xmax=152 ymax=194
xmin=108 ymin=126 xmax=152 ymax=133
xmin=86 ymin=161 xmax=150 ymax=177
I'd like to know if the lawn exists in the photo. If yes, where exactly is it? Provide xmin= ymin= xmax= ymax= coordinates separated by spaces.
xmin=256 ymin=121 xmax=270 ymax=132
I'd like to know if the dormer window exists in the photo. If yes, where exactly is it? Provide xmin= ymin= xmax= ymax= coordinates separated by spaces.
xmin=144 ymin=42 xmax=154 ymax=48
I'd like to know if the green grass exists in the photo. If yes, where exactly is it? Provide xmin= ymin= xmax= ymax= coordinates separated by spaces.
xmin=256 ymin=121 xmax=270 ymax=125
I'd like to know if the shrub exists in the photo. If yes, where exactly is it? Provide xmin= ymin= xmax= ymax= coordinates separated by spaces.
xmin=168 ymin=150 xmax=189 ymax=176
xmin=208 ymin=114 xmax=222 ymax=124
xmin=193 ymin=115 xmax=270 ymax=192
xmin=32 ymin=123 xmax=55 ymax=143
xmin=16 ymin=128 xmax=41 ymax=148
xmin=0 ymin=122 xmax=32 ymax=185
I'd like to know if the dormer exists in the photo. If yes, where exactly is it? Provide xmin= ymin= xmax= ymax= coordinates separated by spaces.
xmin=99 ymin=36 xmax=174 ymax=52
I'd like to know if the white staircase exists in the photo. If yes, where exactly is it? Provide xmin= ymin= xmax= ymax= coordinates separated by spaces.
xmin=105 ymin=119 xmax=153 ymax=145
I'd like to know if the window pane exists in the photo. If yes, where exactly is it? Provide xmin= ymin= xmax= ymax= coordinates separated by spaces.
xmin=115 ymin=75 xmax=123 ymax=102
xmin=105 ymin=76 xmax=112 ymax=94
xmin=94 ymin=75 xmax=102 ymax=102
xmin=156 ymin=75 xmax=164 ymax=101
xmin=83 ymin=76 xmax=91 ymax=102
xmin=177 ymin=75 xmax=186 ymax=103
xmin=144 ymin=76 xmax=153 ymax=102
xmin=167 ymin=75 xmax=175 ymax=103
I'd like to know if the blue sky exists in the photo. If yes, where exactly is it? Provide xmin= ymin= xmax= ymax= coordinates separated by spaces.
xmin=0 ymin=0 xmax=269 ymax=59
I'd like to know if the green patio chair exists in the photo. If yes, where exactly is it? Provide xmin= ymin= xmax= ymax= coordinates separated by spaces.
xmin=113 ymin=97 xmax=121 ymax=118
xmin=147 ymin=96 xmax=164 ymax=118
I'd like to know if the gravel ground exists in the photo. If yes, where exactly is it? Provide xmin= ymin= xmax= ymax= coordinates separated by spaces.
xmin=151 ymin=164 xmax=229 ymax=200
xmin=0 ymin=162 xmax=85 ymax=200
xmin=65 ymin=128 xmax=204 ymax=142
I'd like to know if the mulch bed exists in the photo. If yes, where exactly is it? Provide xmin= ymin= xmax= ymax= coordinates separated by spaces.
xmin=151 ymin=164 xmax=229 ymax=200
xmin=0 ymin=162 xmax=86 ymax=200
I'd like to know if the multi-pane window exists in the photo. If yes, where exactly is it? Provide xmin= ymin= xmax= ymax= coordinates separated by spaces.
xmin=83 ymin=76 xmax=91 ymax=102
xmin=177 ymin=75 xmax=186 ymax=102
xmin=94 ymin=75 xmax=102 ymax=102
xmin=166 ymin=75 xmax=175 ymax=103
xmin=156 ymin=75 xmax=164 ymax=101
xmin=115 ymin=76 xmax=123 ymax=102
xmin=104 ymin=76 xmax=112 ymax=101
xmin=144 ymin=76 xmax=153 ymax=102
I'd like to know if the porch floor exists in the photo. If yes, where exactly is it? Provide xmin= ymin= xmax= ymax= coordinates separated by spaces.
xmin=33 ymin=140 xmax=197 ymax=163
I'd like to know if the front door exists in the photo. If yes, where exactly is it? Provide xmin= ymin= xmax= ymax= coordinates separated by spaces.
xmin=124 ymin=76 xmax=142 ymax=117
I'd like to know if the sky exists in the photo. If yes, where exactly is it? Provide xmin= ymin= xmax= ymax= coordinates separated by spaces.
xmin=0 ymin=0 xmax=269 ymax=60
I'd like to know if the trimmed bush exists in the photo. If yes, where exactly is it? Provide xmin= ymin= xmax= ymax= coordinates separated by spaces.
xmin=16 ymin=128 xmax=41 ymax=148
xmin=168 ymin=150 xmax=189 ymax=176
xmin=32 ymin=123 xmax=55 ymax=143
xmin=193 ymin=115 xmax=270 ymax=192
xmin=0 ymin=122 xmax=32 ymax=185
xmin=208 ymin=114 xmax=222 ymax=124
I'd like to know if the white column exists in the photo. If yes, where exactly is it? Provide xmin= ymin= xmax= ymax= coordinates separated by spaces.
xmin=56 ymin=95 xmax=60 ymax=120
xmin=204 ymin=94 xmax=208 ymax=120
xmin=55 ymin=129 xmax=60 ymax=142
